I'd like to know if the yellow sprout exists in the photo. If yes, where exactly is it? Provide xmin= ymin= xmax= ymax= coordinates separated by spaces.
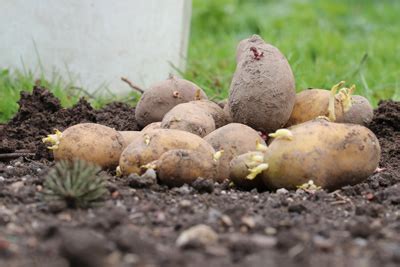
xmin=42 ymin=129 xmax=63 ymax=150
xmin=143 ymin=134 xmax=151 ymax=145
xmin=246 ymin=163 xmax=269 ymax=180
xmin=194 ymin=89 xmax=202 ymax=100
xmin=213 ymin=150 xmax=224 ymax=161
xmin=250 ymin=154 xmax=264 ymax=163
xmin=140 ymin=162 xmax=157 ymax=170
xmin=336 ymin=84 xmax=355 ymax=113
xmin=256 ymin=140 xmax=268 ymax=152
xmin=297 ymin=180 xmax=321 ymax=191
xmin=116 ymin=166 xmax=122 ymax=177
xmin=328 ymin=81 xmax=346 ymax=121
xmin=268 ymin=129 xmax=293 ymax=140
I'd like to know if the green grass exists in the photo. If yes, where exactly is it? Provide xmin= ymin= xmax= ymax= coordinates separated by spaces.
xmin=1 ymin=0 xmax=399 ymax=122
xmin=186 ymin=0 xmax=400 ymax=103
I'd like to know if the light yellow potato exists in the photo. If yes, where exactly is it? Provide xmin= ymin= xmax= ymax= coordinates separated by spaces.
xmin=156 ymin=149 xmax=218 ymax=187
xmin=141 ymin=122 xmax=162 ymax=133
xmin=262 ymin=119 xmax=381 ymax=190
xmin=43 ymin=123 xmax=125 ymax=169
xmin=287 ymin=83 xmax=373 ymax=127
xmin=118 ymin=131 xmax=141 ymax=149
xmin=161 ymin=102 xmax=216 ymax=137
xmin=119 ymin=129 xmax=215 ymax=175
xmin=229 ymin=152 xmax=267 ymax=190
xmin=204 ymin=123 xmax=266 ymax=182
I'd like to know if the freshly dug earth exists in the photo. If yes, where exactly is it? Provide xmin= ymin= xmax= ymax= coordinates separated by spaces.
xmin=0 ymin=89 xmax=399 ymax=267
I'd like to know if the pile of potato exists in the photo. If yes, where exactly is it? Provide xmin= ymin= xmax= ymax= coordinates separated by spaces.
xmin=43 ymin=35 xmax=381 ymax=191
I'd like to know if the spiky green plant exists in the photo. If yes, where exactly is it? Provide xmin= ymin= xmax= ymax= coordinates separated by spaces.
xmin=42 ymin=160 xmax=108 ymax=208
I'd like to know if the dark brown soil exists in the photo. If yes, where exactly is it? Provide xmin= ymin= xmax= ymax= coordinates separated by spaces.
xmin=0 ymin=88 xmax=399 ymax=267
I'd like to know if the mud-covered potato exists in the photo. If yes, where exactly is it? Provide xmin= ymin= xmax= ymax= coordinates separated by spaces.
xmin=161 ymin=102 xmax=216 ymax=137
xmin=204 ymin=123 xmax=266 ymax=181
xmin=190 ymin=100 xmax=230 ymax=128
xmin=262 ymin=119 xmax=381 ymax=190
xmin=287 ymin=83 xmax=373 ymax=127
xmin=43 ymin=123 xmax=125 ymax=168
xmin=135 ymin=76 xmax=208 ymax=127
xmin=156 ymin=149 xmax=218 ymax=187
xmin=229 ymin=35 xmax=296 ymax=133
xmin=229 ymin=152 xmax=267 ymax=190
xmin=119 ymin=129 xmax=215 ymax=175
xmin=119 ymin=131 xmax=141 ymax=148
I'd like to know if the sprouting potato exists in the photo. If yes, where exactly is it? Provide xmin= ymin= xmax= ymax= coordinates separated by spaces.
xmin=119 ymin=129 xmax=215 ymax=176
xmin=204 ymin=123 xmax=266 ymax=182
xmin=141 ymin=122 xmax=162 ymax=133
xmin=261 ymin=119 xmax=381 ymax=190
xmin=229 ymin=151 xmax=267 ymax=190
xmin=155 ymin=149 xmax=218 ymax=187
xmin=42 ymin=123 xmax=125 ymax=168
xmin=135 ymin=76 xmax=208 ymax=127
xmin=287 ymin=81 xmax=374 ymax=126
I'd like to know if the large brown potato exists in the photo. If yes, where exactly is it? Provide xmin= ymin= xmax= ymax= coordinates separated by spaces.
xmin=262 ymin=119 xmax=381 ymax=190
xmin=135 ymin=76 xmax=208 ymax=127
xmin=228 ymin=35 xmax=296 ymax=133
xmin=161 ymin=102 xmax=216 ymax=137
xmin=156 ymin=149 xmax=218 ymax=187
xmin=43 ymin=123 xmax=125 ymax=169
xmin=204 ymin=123 xmax=266 ymax=182
xmin=119 ymin=129 xmax=215 ymax=175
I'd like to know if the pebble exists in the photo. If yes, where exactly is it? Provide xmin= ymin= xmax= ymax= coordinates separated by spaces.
xmin=176 ymin=224 xmax=218 ymax=248
xmin=10 ymin=181 xmax=24 ymax=192
xmin=0 ymin=176 xmax=5 ymax=182
xmin=179 ymin=200 xmax=192 ymax=208
xmin=241 ymin=216 xmax=256 ymax=229
xmin=265 ymin=227 xmax=277 ymax=235
xmin=276 ymin=188 xmax=289 ymax=195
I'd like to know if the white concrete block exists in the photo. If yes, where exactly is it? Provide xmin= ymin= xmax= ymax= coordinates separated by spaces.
xmin=0 ymin=0 xmax=192 ymax=94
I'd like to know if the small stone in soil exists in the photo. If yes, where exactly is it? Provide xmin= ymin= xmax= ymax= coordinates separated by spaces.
xmin=128 ymin=169 xmax=157 ymax=188
xmin=191 ymin=177 xmax=214 ymax=193
xmin=176 ymin=224 xmax=218 ymax=249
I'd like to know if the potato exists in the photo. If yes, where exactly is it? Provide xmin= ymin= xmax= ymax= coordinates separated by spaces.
xmin=204 ymin=123 xmax=266 ymax=181
xmin=156 ymin=149 xmax=218 ymax=187
xmin=119 ymin=129 xmax=215 ymax=175
xmin=141 ymin=122 xmax=162 ymax=133
xmin=261 ymin=119 xmax=381 ymax=190
xmin=119 ymin=131 xmax=141 ymax=148
xmin=161 ymin=102 xmax=216 ymax=137
xmin=229 ymin=152 xmax=267 ymax=190
xmin=135 ymin=76 xmax=208 ymax=127
xmin=228 ymin=35 xmax=296 ymax=133
xmin=341 ymin=95 xmax=373 ymax=126
xmin=190 ymin=100 xmax=230 ymax=128
xmin=43 ymin=123 xmax=125 ymax=168
xmin=287 ymin=82 xmax=373 ymax=127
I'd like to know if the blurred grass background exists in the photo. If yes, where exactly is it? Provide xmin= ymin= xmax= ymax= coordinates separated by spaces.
xmin=1 ymin=0 xmax=399 ymax=123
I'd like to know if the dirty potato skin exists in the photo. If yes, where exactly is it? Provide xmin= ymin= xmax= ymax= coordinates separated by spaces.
xmin=119 ymin=129 xmax=215 ymax=176
xmin=118 ymin=131 xmax=141 ymax=149
xmin=156 ymin=149 xmax=218 ymax=187
xmin=228 ymin=35 xmax=296 ymax=133
xmin=190 ymin=100 xmax=230 ymax=128
xmin=161 ymin=102 xmax=216 ymax=137
xmin=135 ymin=76 xmax=208 ymax=127
xmin=229 ymin=152 xmax=267 ymax=190
xmin=286 ymin=89 xmax=373 ymax=126
xmin=341 ymin=95 xmax=374 ymax=126
xmin=262 ymin=119 xmax=381 ymax=190
xmin=53 ymin=123 xmax=125 ymax=169
xmin=204 ymin=123 xmax=266 ymax=182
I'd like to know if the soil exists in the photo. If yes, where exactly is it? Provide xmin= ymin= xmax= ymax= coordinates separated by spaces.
xmin=0 ymin=88 xmax=399 ymax=267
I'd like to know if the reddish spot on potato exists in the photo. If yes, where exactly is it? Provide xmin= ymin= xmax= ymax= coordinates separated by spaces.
xmin=250 ymin=46 xmax=264 ymax=60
